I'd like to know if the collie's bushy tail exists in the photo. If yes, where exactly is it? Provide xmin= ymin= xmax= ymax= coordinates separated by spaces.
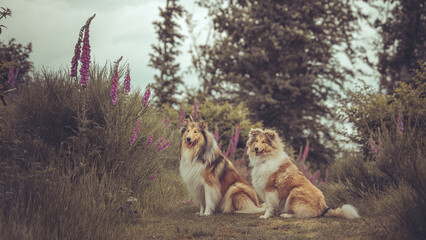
xmin=323 ymin=204 xmax=360 ymax=219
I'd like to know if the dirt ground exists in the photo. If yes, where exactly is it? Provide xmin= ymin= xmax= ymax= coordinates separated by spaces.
xmin=128 ymin=203 xmax=386 ymax=240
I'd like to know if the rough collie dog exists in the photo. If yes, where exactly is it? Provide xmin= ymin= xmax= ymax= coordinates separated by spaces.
xmin=247 ymin=128 xmax=360 ymax=219
xmin=179 ymin=115 xmax=263 ymax=216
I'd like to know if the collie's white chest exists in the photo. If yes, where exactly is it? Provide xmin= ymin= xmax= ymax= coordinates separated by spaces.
xmin=251 ymin=158 xmax=285 ymax=202
xmin=179 ymin=149 xmax=205 ymax=197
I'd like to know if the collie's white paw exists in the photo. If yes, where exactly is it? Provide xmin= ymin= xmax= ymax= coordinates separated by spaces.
xmin=203 ymin=211 xmax=213 ymax=216
xmin=280 ymin=213 xmax=293 ymax=218
xmin=259 ymin=214 xmax=270 ymax=219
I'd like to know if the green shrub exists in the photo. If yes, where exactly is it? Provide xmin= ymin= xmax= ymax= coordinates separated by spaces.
xmin=323 ymin=61 xmax=426 ymax=239
xmin=0 ymin=63 xmax=185 ymax=239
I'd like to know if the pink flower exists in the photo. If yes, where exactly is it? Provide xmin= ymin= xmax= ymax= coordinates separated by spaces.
xmin=129 ymin=128 xmax=137 ymax=145
xmin=231 ymin=124 xmax=241 ymax=156
xmin=158 ymin=139 xmax=171 ymax=152
xmin=147 ymin=134 xmax=154 ymax=147
xmin=148 ymin=174 xmax=158 ymax=180
xmin=155 ymin=136 xmax=165 ymax=149
xmin=369 ymin=137 xmax=378 ymax=154
xmin=70 ymin=29 xmax=83 ymax=78
xmin=193 ymin=100 xmax=198 ymax=119
xmin=178 ymin=106 xmax=185 ymax=127
xmin=6 ymin=67 xmax=14 ymax=86
xmin=79 ymin=14 xmax=95 ymax=86
xmin=110 ymin=56 xmax=122 ymax=105
xmin=214 ymin=128 xmax=219 ymax=142
xmin=302 ymin=141 xmax=309 ymax=160
xmin=142 ymin=86 xmax=151 ymax=107
xmin=136 ymin=119 xmax=141 ymax=132
xmin=122 ymin=67 xmax=131 ymax=93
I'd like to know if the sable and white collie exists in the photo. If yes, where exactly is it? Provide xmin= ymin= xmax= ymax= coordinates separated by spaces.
xmin=247 ymin=128 xmax=360 ymax=219
xmin=179 ymin=115 xmax=264 ymax=216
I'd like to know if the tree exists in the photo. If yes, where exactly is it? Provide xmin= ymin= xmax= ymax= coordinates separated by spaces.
xmin=149 ymin=0 xmax=185 ymax=107
xmin=370 ymin=0 xmax=425 ymax=93
xmin=0 ymin=39 xmax=33 ymax=86
xmin=197 ymin=0 xmax=358 ymax=166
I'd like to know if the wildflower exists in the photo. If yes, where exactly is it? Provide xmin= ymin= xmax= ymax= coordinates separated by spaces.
xmin=155 ymin=136 xmax=165 ymax=149
xmin=122 ymin=66 xmax=131 ymax=93
xmin=302 ymin=141 xmax=309 ymax=160
xmin=397 ymin=113 xmax=404 ymax=134
xmin=79 ymin=14 xmax=95 ymax=86
xmin=129 ymin=128 xmax=137 ymax=145
xmin=136 ymin=119 xmax=141 ymax=132
xmin=181 ymin=200 xmax=194 ymax=205
xmin=231 ymin=124 xmax=241 ymax=156
xmin=214 ymin=127 xmax=219 ymax=142
xmin=369 ymin=137 xmax=378 ymax=154
xmin=142 ymin=86 xmax=151 ymax=107
xmin=147 ymin=134 xmax=154 ymax=147
xmin=178 ymin=106 xmax=185 ymax=127
xmin=6 ymin=66 xmax=14 ymax=86
xmin=110 ymin=56 xmax=123 ymax=105
xmin=193 ymin=100 xmax=198 ymax=119
xmin=70 ymin=26 xmax=83 ymax=78
xmin=158 ymin=139 xmax=171 ymax=152
xmin=148 ymin=174 xmax=158 ymax=180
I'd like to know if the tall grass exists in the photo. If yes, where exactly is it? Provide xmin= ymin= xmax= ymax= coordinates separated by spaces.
xmin=0 ymin=63 xmax=186 ymax=239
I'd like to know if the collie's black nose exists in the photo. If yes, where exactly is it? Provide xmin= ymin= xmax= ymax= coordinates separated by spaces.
xmin=254 ymin=147 xmax=259 ymax=152
xmin=186 ymin=137 xmax=191 ymax=142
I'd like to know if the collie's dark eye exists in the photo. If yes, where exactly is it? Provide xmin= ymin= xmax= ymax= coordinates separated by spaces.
xmin=194 ymin=130 xmax=197 ymax=133
xmin=262 ymin=141 xmax=265 ymax=143
xmin=255 ymin=140 xmax=258 ymax=142
xmin=187 ymin=130 xmax=189 ymax=132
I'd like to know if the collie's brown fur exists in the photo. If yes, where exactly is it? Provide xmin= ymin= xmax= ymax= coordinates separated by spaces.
xmin=247 ymin=128 xmax=360 ymax=219
xmin=179 ymin=116 xmax=263 ymax=215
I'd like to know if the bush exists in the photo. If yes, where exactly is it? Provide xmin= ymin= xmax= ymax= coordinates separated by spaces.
xmin=0 ymin=63 xmax=186 ymax=239
xmin=323 ymin=61 xmax=426 ymax=239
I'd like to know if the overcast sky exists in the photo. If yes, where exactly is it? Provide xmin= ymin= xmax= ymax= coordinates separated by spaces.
xmin=1 ymin=0 xmax=380 ymax=92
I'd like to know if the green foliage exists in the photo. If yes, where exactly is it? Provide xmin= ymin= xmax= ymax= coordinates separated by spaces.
xmin=368 ymin=0 xmax=425 ymax=92
xmin=0 ymin=7 xmax=12 ymax=35
xmin=342 ymin=61 xmax=426 ymax=154
xmin=0 ymin=63 xmax=185 ymax=239
xmin=0 ymin=38 xmax=33 ymax=86
xmin=149 ymin=0 xmax=185 ymax=107
xmin=323 ymin=64 xmax=426 ymax=239
xmin=196 ymin=0 xmax=359 ymax=166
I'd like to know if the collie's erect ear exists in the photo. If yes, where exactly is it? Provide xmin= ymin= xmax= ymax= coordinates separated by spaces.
xmin=185 ymin=115 xmax=193 ymax=122
xmin=198 ymin=116 xmax=208 ymax=130
xmin=249 ymin=128 xmax=261 ymax=137
xmin=180 ymin=115 xmax=193 ymax=135
xmin=264 ymin=130 xmax=277 ymax=141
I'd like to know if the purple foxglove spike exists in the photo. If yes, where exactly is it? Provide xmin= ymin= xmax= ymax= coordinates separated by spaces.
xmin=147 ymin=134 xmax=154 ymax=147
xmin=193 ymin=100 xmax=198 ymax=119
xmin=298 ymin=146 xmax=303 ymax=165
xmin=397 ymin=113 xmax=404 ymax=133
xmin=142 ymin=86 xmax=151 ymax=107
xmin=6 ymin=67 xmax=14 ymax=86
xmin=302 ymin=142 xmax=309 ymax=160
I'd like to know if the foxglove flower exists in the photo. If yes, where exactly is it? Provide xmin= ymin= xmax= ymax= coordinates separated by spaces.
xmin=158 ymin=139 xmax=171 ymax=152
xmin=178 ymin=106 xmax=185 ymax=127
xmin=110 ymin=56 xmax=122 ymax=105
xmin=193 ymin=100 xmax=198 ymax=119
xmin=79 ymin=14 xmax=95 ymax=86
xmin=147 ymin=134 xmax=154 ymax=147
xmin=6 ymin=67 xmax=14 ymax=86
xmin=214 ymin=128 xmax=219 ymax=142
xmin=70 ymin=27 xmax=83 ymax=78
xmin=369 ymin=137 xmax=378 ymax=154
xmin=122 ymin=67 xmax=131 ymax=93
xmin=155 ymin=136 xmax=165 ymax=149
xmin=142 ymin=86 xmax=151 ymax=107
xmin=148 ymin=174 xmax=158 ymax=180
xmin=129 ymin=128 xmax=137 ymax=145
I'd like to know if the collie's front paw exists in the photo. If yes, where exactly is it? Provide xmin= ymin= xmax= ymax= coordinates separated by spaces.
xmin=203 ymin=211 xmax=213 ymax=216
xmin=259 ymin=214 xmax=270 ymax=219
xmin=280 ymin=213 xmax=293 ymax=218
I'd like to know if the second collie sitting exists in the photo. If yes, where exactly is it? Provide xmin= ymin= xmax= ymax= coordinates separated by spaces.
xmin=179 ymin=115 xmax=263 ymax=216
